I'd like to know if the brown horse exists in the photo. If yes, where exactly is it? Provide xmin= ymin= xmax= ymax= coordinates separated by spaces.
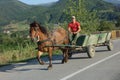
xmin=29 ymin=21 xmax=69 ymax=70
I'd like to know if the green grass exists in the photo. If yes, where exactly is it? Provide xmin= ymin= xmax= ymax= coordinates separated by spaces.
xmin=0 ymin=44 xmax=37 ymax=66
xmin=0 ymin=21 xmax=36 ymax=66
xmin=0 ymin=46 xmax=63 ymax=67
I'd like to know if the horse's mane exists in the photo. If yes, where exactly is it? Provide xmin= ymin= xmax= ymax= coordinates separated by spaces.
xmin=30 ymin=21 xmax=67 ymax=37
xmin=37 ymin=23 xmax=48 ymax=35
xmin=31 ymin=21 xmax=48 ymax=36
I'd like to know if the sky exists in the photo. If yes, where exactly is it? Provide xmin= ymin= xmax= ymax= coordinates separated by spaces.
xmin=18 ymin=0 xmax=59 ymax=5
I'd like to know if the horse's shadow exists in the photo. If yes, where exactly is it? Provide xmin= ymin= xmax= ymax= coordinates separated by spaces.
xmin=0 ymin=59 xmax=38 ymax=72
xmin=0 ymin=55 xmax=64 ymax=72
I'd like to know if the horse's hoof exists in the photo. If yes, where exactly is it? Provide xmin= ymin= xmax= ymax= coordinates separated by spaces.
xmin=65 ymin=59 xmax=68 ymax=63
xmin=61 ymin=59 xmax=64 ymax=64
xmin=39 ymin=61 xmax=45 ymax=65
xmin=47 ymin=65 xmax=52 ymax=70
xmin=65 ymin=61 xmax=68 ymax=63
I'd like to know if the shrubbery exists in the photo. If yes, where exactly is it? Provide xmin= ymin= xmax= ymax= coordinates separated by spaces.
xmin=0 ymin=32 xmax=36 ymax=66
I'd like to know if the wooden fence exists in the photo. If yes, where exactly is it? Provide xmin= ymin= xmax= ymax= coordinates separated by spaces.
xmin=111 ymin=30 xmax=120 ymax=39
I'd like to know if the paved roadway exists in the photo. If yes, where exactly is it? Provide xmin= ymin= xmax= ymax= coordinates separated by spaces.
xmin=0 ymin=39 xmax=120 ymax=80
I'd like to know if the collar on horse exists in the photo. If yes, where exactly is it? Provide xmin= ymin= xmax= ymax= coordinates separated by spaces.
xmin=37 ymin=38 xmax=52 ymax=45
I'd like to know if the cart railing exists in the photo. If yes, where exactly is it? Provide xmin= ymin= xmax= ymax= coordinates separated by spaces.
xmin=76 ymin=31 xmax=111 ymax=47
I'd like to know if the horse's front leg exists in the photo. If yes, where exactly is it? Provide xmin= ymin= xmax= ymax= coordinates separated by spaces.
xmin=37 ymin=51 xmax=44 ymax=65
xmin=47 ymin=48 xmax=53 ymax=70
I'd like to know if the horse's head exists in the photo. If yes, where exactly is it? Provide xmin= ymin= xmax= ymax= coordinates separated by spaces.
xmin=29 ymin=21 xmax=40 ymax=42
xmin=29 ymin=21 xmax=48 ymax=42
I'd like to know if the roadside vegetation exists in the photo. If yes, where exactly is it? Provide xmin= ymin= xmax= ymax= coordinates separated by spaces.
xmin=0 ymin=21 xmax=36 ymax=66
xmin=0 ymin=21 xmax=62 ymax=66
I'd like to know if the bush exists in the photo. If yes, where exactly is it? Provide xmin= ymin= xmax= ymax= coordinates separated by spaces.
xmin=98 ymin=21 xmax=116 ymax=31
xmin=0 ymin=32 xmax=37 ymax=65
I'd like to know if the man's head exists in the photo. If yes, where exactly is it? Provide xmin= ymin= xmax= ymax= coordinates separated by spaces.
xmin=72 ymin=16 xmax=76 ymax=19
xmin=72 ymin=16 xmax=76 ymax=23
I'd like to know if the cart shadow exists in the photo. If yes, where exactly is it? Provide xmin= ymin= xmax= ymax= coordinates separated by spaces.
xmin=95 ymin=50 xmax=109 ymax=52
xmin=69 ymin=57 xmax=89 ymax=59
xmin=68 ymin=52 xmax=90 ymax=60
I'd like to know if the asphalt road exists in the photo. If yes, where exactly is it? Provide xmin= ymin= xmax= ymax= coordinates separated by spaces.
xmin=0 ymin=39 xmax=120 ymax=80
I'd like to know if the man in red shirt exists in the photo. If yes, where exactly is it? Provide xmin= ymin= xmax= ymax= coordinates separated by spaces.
xmin=68 ymin=16 xmax=81 ymax=44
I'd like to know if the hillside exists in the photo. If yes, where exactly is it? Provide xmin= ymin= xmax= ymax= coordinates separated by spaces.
xmin=0 ymin=0 xmax=120 ymax=26
xmin=104 ymin=0 xmax=120 ymax=4
xmin=0 ymin=0 xmax=31 ymax=25
xmin=46 ymin=0 xmax=117 ymax=22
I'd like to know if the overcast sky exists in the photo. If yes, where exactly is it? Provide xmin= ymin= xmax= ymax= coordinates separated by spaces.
xmin=18 ymin=0 xmax=59 ymax=5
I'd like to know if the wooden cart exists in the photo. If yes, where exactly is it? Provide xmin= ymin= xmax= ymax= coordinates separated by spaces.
xmin=67 ymin=31 xmax=113 ymax=58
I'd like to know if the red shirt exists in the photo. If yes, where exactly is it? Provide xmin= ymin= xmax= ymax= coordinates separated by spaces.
xmin=68 ymin=21 xmax=80 ymax=32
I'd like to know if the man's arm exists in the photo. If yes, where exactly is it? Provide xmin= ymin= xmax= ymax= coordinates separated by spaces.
xmin=73 ymin=25 xmax=81 ymax=34
xmin=77 ymin=25 xmax=81 ymax=33
xmin=76 ymin=22 xmax=81 ymax=33
xmin=68 ymin=27 xmax=72 ymax=33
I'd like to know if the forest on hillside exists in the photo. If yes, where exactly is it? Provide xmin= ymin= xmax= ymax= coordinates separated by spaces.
xmin=0 ymin=0 xmax=120 ymax=27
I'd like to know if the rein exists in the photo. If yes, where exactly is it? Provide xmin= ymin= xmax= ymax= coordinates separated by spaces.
xmin=37 ymin=36 xmax=68 ymax=47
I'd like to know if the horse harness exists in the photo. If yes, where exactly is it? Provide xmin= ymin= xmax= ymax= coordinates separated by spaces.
xmin=33 ymin=26 xmax=68 ymax=49
xmin=37 ymin=36 xmax=68 ymax=48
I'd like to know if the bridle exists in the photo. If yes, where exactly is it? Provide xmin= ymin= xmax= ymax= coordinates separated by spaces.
xmin=31 ymin=26 xmax=53 ymax=45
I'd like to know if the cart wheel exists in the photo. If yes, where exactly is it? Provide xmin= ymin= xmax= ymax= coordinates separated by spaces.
xmin=107 ymin=40 xmax=113 ymax=51
xmin=87 ymin=45 xmax=95 ymax=58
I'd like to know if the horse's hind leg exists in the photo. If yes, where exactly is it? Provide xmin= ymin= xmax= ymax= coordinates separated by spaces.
xmin=62 ymin=52 xmax=65 ymax=64
xmin=62 ymin=48 xmax=69 ymax=64
xmin=37 ymin=51 xmax=44 ymax=65
xmin=64 ymin=48 xmax=69 ymax=63
xmin=47 ymin=48 xmax=53 ymax=70
xmin=61 ymin=49 xmax=66 ymax=64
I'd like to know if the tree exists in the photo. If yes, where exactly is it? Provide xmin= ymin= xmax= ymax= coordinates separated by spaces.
xmin=63 ymin=0 xmax=100 ymax=33
xmin=116 ymin=16 xmax=120 ymax=29
xmin=99 ymin=21 xmax=115 ymax=31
